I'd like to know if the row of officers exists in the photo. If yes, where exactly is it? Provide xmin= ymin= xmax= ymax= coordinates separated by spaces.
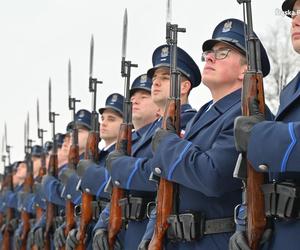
xmin=1 ymin=0 xmax=300 ymax=249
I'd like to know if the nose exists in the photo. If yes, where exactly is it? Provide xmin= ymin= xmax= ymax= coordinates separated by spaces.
xmin=204 ymin=51 xmax=216 ymax=63
xmin=101 ymin=119 xmax=107 ymax=128
xmin=131 ymin=96 xmax=138 ymax=104
xmin=152 ymin=76 xmax=161 ymax=87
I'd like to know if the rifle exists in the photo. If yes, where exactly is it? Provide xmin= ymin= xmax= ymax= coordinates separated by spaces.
xmin=108 ymin=9 xmax=137 ymax=250
xmin=44 ymin=78 xmax=59 ymax=250
xmin=62 ymin=59 xmax=80 ymax=249
xmin=235 ymin=1 xmax=267 ymax=249
xmin=30 ymin=99 xmax=47 ymax=250
xmin=2 ymin=126 xmax=14 ymax=250
xmin=37 ymin=99 xmax=47 ymax=182
xmin=76 ymin=36 xmax=102 ymax=250
xmin=20 ymin=114 xmax=34 ymax=250
xmin=148 ymin=1 xmax=185 ymax=249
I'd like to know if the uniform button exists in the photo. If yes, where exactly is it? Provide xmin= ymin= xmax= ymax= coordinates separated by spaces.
xmin=154 ymin=167 xmax=162 ymax=175
xmin=114 ymin=180 xmax=120 ymax=186
xmin=67 ymin=194 xmax=72 ymax=199
xmin=85 ymin=188 xmax=90 ymax=193
xmin=258 ymin=164 xmax=268 ymax=172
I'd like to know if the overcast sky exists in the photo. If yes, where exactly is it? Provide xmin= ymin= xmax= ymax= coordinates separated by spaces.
xmin=0 ymin=0 xmax=288 ymax=170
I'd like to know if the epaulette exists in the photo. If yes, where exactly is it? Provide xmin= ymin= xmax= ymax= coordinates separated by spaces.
xmin=183 ymin=108 xmax=197 ymax=113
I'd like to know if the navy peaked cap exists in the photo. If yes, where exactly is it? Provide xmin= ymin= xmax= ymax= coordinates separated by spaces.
xmin=130 ymin=74 xmax=152 ymax=96
xmin=147 ymin=44 xmax=201 ymax=88
xmin=98 ymin=93 xmax=124 ymax=117
xmin=43 ymin=141 xmax=53 ymax=153
xmin=202 ymin=18 xmax=270 ymax=77
xmin=31 ymin=145 xmax=43 ymax=157
xmin=54 ymin=133 xmax=66 ymax=147
xmin=67 ymin=109 xmax=92 ymax=132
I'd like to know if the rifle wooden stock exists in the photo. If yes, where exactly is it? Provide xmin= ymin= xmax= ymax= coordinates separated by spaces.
xmin=243 ymin=73 xmax=266 ymax=250
xmin=149 ymin=98 xmax=180 ymax=250
xmin=20 ymin=210 xmax=31 ymax=250
xmin=108 ymin=123 xmax=132 ymax=250
xmin=0 ymin=213 xmax=3 ymax=228
xmin=44 ymin=202 xmax=56 ymax=250
xmin=2 ymin=207 xmax=14 ymax=250
xmin=84 ymin=132 xmax=99 ymax=161
xmin=20 ymin=162 xmax=34 ymax=249
xmin=76 ymin=132 xmax=99 ymax=250
xmin=61 ymin=143 xmax=79 ymax=250
xmin=44 ymin=153 xmax=58 ymax=250
xmin=76 ymin=192 xmax=93 ymax=250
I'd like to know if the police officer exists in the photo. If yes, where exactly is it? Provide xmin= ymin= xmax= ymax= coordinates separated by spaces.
xmin=106 ymin=45 xmax=201 ymax=250
xmin=0 ymin=161 xmax=23 ymax=249
xmin=28 ymin=141 xmax=53 ymax=249
xmin=230 ymin=1 xmax=300 ymax=249
xmin=63 ymin=93 xmax=124 ymax=250
xmin=35 ymin=109 xmax=91 ymax=249
xmin=141 ymin=18 xmax=272 ymax=249
xmin=14 ymin=145 xmax=43 ymax=249
xmin=93 ymin=75 xmax=159 ymax=250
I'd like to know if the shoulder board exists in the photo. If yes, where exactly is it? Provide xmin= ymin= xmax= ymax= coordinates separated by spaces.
xmin=183 ymin=108 xmax=197 ymax=113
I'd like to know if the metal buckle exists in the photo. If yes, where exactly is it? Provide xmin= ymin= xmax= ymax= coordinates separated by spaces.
xmin=74 ymin=204 xmax=82 ymax=217
xmin=179 ymin=212 xmax=204 ymax=241
xmin=146 ymin=201 xmax=156 ymax=219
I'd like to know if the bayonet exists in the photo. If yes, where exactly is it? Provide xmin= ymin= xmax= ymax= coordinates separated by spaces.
xmin=48 ymin=78 xmax=59 ymax=153
xmin=88 ymin=35 xmax=102 ymax=130
xmin=37 ymin=99 xmax=47 ymax=145
xmin=121 ymin=9 xmax=128 ymax=60
xmin=89 ymin=36 xmax=94 ymax=79
xmin=1 ymin=134 xmax=6 ymax=166
xmin=5 ymin=123 xmax=11 ymax=165
xmin=37 ymin=99 xmax=40 ymax=131
xmin=166 ymin=0 xmax=172 ymax=23
xmin=67 ymin=59 xmax=80 ymax=142
xmin=49 ymin=78 xmax=52 ymax=122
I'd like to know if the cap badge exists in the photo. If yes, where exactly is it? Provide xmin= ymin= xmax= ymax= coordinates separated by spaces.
xmin=78 ymin=110 xmax=85 ymax=118
xmin=140 ymin=74 xmax=147 ymax=83
xmin=222 ymin=20 xmax=232 ymax=33
xmin=161 ymin=47 xmax=169 ymax=58
xmin=111 ymin=94 xmax=118 ymax=103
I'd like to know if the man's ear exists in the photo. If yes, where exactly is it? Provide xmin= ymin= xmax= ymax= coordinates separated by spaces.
xmin=181 ymin=80 xmax=192 ymax=95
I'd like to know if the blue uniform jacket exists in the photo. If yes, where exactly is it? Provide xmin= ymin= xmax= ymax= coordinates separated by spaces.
xmin=146 ymin=89 xmax=244 ymax=249
xmin=109 ymin=104 xmax=196 ymax=192
xmin=33 ymin=182 xmax=47 ymax=210
xmin=102 ymin=104 xmax=196 ymax=250
xmin=60 ymin=153 xmax=85 ymax=205
xmin=247 ymin=72 xmax=300 ymax=250
xmin=41 ymin=163 xmax=68 ymax=207
xmin=79 ymin=146 xmax=114 ymax=199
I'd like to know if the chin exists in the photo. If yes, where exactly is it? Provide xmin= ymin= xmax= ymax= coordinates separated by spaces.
xmin=292 ymin=42 xmax=300 ymax=54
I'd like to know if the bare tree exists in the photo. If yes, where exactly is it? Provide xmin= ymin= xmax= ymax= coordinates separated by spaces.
xmin=262 ymin=18 xmax=300 ymax=113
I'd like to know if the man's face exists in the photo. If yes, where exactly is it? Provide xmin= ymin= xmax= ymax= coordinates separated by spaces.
xmin=100 ymin=109 xmax=123 ymax=144
xmin=77 ymin=128 xmax=89 ymax=152
xmin=202 ymin=42 xmax=246 ymax=90
xmin=58 ymin=134 xmax=71 ymax=165
xmin=151 ymin=67 xmax=170 ymax=107
xmin=14 ymin=162 xmax=27 ymax=184
xmin=61 ymin=134 xmax=71 ymax=155
xmin=32 ymin=156 xmax=41 ymax=177
xmin=131 ymin=90 xmax=159 ymax=127
xmin=292 ymin=0 xmax=300 ymax=53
